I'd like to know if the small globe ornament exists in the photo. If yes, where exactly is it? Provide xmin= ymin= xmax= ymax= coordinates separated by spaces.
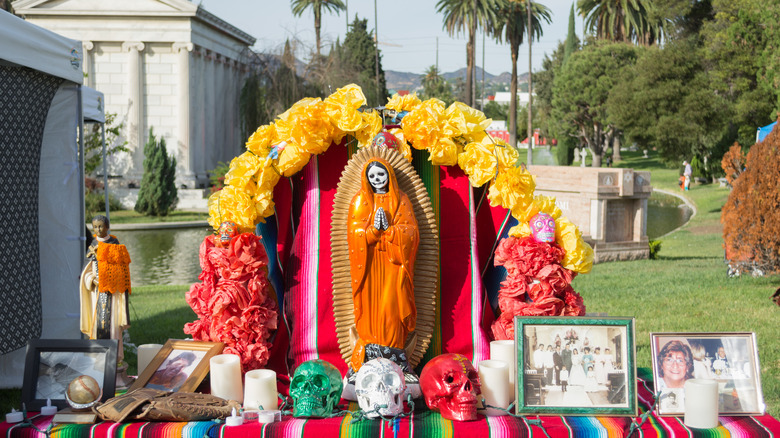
xmin=371 ymin=132 xmax=400 ymax=151
xmin=65 ymin=375 xmax=102 ymax=410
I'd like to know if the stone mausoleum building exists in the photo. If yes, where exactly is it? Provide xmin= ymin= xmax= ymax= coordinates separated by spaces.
xmin=13 ymin=0 xmax=255 ymax=190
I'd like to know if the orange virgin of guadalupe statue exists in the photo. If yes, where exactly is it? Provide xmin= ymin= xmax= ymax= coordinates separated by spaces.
xmin=347 ymin=158 xmax=419 ymax=372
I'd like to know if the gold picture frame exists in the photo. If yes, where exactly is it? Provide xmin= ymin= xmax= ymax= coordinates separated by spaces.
xmin=129 ymin=340 xmax=223 ymax=393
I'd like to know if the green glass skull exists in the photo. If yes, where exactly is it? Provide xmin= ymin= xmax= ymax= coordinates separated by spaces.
xmin=289 ymin=359 xmax=343 ymax=417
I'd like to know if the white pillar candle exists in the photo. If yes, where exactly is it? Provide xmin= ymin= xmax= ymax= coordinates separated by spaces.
xmin=684 ymin=379 xmax=719 ymax=429
xmin=210 ymin=354 xmax=243 ymax=403
xmin=478 ymin=360 xmax=511 ymax=416
xmin=137 ymin=344 xmax=163 ymax=375
xmin=244 ymin=369 xmax=278 ymax=411
xmin=490 ymin=340 xmax=516 ymax=386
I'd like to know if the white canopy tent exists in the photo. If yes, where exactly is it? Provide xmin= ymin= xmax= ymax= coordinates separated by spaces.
xmin=0 ymin=10 xmax=85 ymax=386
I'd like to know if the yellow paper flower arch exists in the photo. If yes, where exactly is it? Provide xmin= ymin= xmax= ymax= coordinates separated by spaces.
xmin=209 ymin=84 xmax=593 ymax=274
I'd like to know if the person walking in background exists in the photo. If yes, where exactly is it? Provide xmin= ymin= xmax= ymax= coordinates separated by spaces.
xmin=683 ymin=160 xmax=693 ymax=191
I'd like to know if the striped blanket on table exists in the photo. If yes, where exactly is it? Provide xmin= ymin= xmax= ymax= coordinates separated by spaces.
xmin=5 ymin=370 xmax=779 ymax=438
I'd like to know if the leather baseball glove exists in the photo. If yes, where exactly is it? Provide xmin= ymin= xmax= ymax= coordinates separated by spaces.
xmin=94 ymin=388 xmax=241 ymax=423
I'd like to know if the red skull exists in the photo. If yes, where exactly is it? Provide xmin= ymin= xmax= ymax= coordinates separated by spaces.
xmin=420 ymin=353 xmax=481 ymax=421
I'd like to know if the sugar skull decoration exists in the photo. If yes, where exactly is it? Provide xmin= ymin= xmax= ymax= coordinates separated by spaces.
xmin=371 ymin=131 xmax=400 ymax=151
xmin=355 ymin=358 xmax=407 ymax=418
xmin=289 ymin=359 xmax=343 ymax=418
xmin=530 ymin=212 xmax=555 ymax=243
xmin=216 ymin=221 xmax=239 ymax=247
xmin=420 ymin=353 xmax=482 ymax=421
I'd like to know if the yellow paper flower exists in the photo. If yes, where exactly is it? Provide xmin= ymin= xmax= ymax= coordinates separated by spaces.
xmin=274 ymin=98 xmax=334 ymax=155
xmin=401 ymin=98 xmax=446 ymax=151
xmin=208 ymin=186 xmax=258 ymax=233
xmin=556 ymin=217 xmax=594 ymax=274
xmin=224 ymin=151 xmax=264 ymax=191
xmin=428 ymin=137 xmax=461 ymax=166
xmin=257 ymin=160 xmax=281 ymax=191
xmin=493 ymin=139 xmax=521 ymax=171
xmin=246 ymin=124 xmax=278 ymax=157
xmin=516 ymin=195 xmax=562 ymax=224
xmin=443 ymin=102 xmax=491 ymax=139
xmin=487 ymin=165 xmax=536 ymax=217
xmin=253 ymin=189 xmax=275 ymax=222
xmin=275 ymin=141 xmax=311 ymax=177
xmin=458 ymin=141 xmax=497 ymax=187
xmin=386 ymin=93 xmax=421 ymax=112
xmin=355 ymin=110 xmax=383 ymax=147
xmin=388 ymin=128 xmax=413 ymax=162
xmin=324 ymin=84 xmax=366 ymax=133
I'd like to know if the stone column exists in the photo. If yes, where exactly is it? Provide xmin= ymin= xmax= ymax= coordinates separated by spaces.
xmin=173 ymin=42 xmax=196 ymax=188
xmin=82 ymin=41 xmax=94 ymax=88
xmin=123 ymin=41 xmax=145 ymax=183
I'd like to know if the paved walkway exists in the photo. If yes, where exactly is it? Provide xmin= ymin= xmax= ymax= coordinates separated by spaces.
xmin=105 ymin=220 xmax=209 ymax=231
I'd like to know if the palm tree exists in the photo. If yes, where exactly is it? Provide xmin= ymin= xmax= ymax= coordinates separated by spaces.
xmin=496 ymin=0 xmax=551 ymax=150
xmin=436 ymin=0 xmax=501 ymax=107
xmin=421 ymin=65 xmax=454 ymax=103
xmin=291 ymin=0 xmax=346 ymax=57
xmin=577 ymin=0 xmax=663 ymax=46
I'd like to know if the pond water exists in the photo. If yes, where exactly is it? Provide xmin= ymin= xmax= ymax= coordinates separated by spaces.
xmin=118 ymin=192 xmax=693 ymax=287
xmin=646 ymin=192 xmax=694 ymax=239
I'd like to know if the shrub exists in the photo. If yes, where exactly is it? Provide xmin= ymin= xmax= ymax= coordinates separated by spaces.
xmin=648 ymin=239 xmax=662 ymax=260
xmin=85 ymin=191 xmax=123 ymax=218
xmin=720 ymin=143 xmax=746 ymax=186
xmin=556 ymin=136 xmax=576 ymax=166
xmin=208 ymin=161 xmax=230 ymax=194
xmin=721 ymin=121 xmax=780 ymax=275
xmin=135 ymin=128 xmax=178 ymax=216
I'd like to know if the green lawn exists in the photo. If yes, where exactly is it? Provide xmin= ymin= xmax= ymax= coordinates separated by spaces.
xmin=573 ymin=150 xmax=779 ymax=418
xmin=4 ymin=149 xmax=777 ymax=419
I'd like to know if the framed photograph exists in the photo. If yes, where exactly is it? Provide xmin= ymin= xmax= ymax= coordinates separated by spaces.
xmin=650 ymin=332 xmax=764 ymax=416
xmin=129 ymin=340 xmax=223 ymax=393
xmin=22 ymin=339 xmax=118 ymax=410
xmin=514 ymin=316 xmax=637 ymax=416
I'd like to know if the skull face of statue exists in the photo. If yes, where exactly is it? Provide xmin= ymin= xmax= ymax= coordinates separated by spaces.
xmin=366 ymin=162 xmax=389 ymax=194
xmin=530 ymin=212 xmax=556 ymax=243
xmin=289 ymin=360 xmax=343 ymax=418
xmin=420 ymin=353 xmax=481 ymax=421
xmin=217 ymin=221 xmax=238 ymax=247
xmin=355 ymin=358 xmax=406 ymax=418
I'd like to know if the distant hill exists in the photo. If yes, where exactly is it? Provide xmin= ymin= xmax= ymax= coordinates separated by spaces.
xmin=386 ymin=66 xmax=527 ymax=93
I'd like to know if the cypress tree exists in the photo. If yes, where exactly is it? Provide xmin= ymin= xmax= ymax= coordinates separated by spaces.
xmin=135 ymin=128 xmax=178 ymax=216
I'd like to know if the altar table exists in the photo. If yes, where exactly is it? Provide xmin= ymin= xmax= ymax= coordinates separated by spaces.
xmin=4 ymin=370 xmax=779 ymax=438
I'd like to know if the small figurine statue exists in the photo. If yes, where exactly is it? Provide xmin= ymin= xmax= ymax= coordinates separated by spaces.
xmin=346 ymin=157 xmax=420 ymax=386
xmin=79 ymin=215 xmax=132 ymax=386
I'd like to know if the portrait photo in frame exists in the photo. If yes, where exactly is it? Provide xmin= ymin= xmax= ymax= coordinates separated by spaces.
xmin=514 ymin=316 xmax=637 ymax=416
xmin=650 ymin=332 xmax=764 ymax=416
xmin=129 ymin=340 xmax=223 ymax=393
xmin=22 ymin=339 xmax=118 ymax=410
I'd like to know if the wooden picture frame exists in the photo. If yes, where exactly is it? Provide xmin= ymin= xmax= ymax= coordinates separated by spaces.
xmin=22 ymin=339 xmax=118 ymax=410
xmin=514 ymin=316 xmax=637 ymax=416
xmin=650 ymin=332 xmax=764 ymax=416
xmin=129 ymin=340 xmax=223 ymax=393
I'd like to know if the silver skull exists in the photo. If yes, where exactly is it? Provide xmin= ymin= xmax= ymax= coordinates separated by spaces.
xmin=354 ymin=358 xmax=406 ymax=418
xmin=366 ymin=163 xmax=389 ymax=194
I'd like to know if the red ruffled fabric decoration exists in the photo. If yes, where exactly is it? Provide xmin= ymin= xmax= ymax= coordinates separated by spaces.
xmin=491 ymin=236 xmax=585 ymax=340
xmin=184 ymin=233 xmax=278 ymax=371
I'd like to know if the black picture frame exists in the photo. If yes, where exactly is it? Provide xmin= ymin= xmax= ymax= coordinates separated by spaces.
xmin=514 ymin=316 xmax=638 ymax=416
xmin=22 ymin=339 xmax=117 ymax=410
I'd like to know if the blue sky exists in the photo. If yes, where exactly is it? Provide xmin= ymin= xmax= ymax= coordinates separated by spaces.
xmin=202 ymin=1 xmax=584 ymax=76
